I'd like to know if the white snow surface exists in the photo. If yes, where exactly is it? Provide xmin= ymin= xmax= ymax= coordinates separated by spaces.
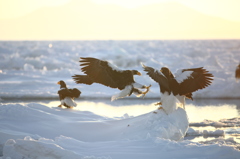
xmin=0 ymin=41 xmax=240 ymax=158
xmin=0 ymin=40 xmax=240 ymax=99
xmin=0 ymin=102 xmax=239 ymax=159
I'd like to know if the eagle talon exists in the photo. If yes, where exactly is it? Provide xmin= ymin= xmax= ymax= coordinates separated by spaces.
xmin=142 ymin=84 xmax=151 ymax=98
xmin=154 ymin=102 xmax=162 ymax=106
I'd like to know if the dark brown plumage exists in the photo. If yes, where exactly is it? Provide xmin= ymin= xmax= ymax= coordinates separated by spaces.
xmin=142 ymin=64 xmax=213 ymax=109
xmin=72 ymin=57 xmax=151 ymax=101
xmin=57 ymin=80 xmax=81 ymax=108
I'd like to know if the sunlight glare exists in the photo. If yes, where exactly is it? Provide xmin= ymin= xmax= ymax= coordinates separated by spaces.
xmin=186 ymin=104 xmax=238 ymax=123
xmin=46 ymin=101 xmax=156 ymax=118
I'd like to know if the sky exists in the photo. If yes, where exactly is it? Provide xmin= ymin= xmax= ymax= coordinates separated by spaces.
xmin=0 ymin=0 xmax=240 ymax=40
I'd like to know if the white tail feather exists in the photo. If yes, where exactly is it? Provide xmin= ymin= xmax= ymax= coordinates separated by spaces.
xmin=111 ymin=85 xmax=132 ymax=101
xmin=61 ymin=97 xmax=77 ymax=107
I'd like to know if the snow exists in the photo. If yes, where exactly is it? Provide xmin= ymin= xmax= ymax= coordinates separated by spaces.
xmin=0 ymin=102 xmax=239 ymax=159
xmin=0 ymin=40 xmax=240 ymax=158
xmin=0 ymin=40 xmax=240 ymax=99
xmin=186 ymin=127 xmax=225 ymax=137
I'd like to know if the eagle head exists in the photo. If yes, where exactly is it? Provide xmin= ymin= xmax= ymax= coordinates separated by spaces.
xmin=57 ymin=80 xmax=67 ymax=88
xmin=132 ymin=70 xmax=142 ymax=76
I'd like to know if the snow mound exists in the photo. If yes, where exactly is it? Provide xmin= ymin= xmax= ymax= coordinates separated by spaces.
xmin=2 ymin=136 xmax=240 ymax=159
xmin=0 ymin=103 xmax=188 ymax=142
xmin=3 ymin=137 xmax=81 ymax=159
xmin=0 ymin=103 xmax=240 ymax=158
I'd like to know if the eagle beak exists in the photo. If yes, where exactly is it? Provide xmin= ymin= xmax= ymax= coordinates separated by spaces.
xmin=137 ymin=72 xmax=142 ymax=76
xmin=57 ymin=81 xmax=60 ymax=85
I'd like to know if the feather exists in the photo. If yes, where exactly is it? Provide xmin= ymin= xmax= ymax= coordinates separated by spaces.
xmin=142 ymin=64 xmax=213 ymax=112
xmin=111 ymin=85 xmax=133 ymax=101
xmin=73 ymin=57 xmax=135 ymax=90
xmin=61 ymin=97 xmax=77 ymax=107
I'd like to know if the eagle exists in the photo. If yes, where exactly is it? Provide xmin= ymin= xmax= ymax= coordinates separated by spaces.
xmin=57 ymin=80 xmax=81 ymax=108
xmin=235 ymin=64 xmax=240 ymax=81
xmin=142 ymin=64 xmax=213 ymax=114
xmin=72 ymin=57 xmax=151 ymax=101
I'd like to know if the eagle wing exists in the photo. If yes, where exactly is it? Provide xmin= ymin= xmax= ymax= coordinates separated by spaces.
xmin=58 ymin=89 xmax=72 ymax=100
xmin=174 ymin=67 xmax=213 ymax=95
xmin=58 ymin=88 xmax=81 ymax=100
xmin=142 ymin=64 xmax=171 ymax=93
xmin=68 ymin=88 xmax=81 ymax=98
xmin=76 ymin=57 xmax=134 ymax=90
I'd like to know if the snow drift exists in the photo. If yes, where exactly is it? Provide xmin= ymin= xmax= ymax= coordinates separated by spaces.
xmin=0 ymin=102 xmax=239 ymax=159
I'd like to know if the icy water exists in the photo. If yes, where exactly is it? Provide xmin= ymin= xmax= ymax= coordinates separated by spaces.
xmin=2 ymin=98 xmax=240 ymax=143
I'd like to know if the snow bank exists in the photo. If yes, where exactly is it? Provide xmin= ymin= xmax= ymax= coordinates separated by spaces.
xmin=0 ymin=102 xmax=239 ymax=158
xmin=2 ymin=135 xmax=240 ymax=159
xmin=0 ymin=103 xmax=188 ymax=142
xmin=2 ymin=137 xmax=81 ymax=159
xmin=1 ymin=40 xmax=240 ymax=99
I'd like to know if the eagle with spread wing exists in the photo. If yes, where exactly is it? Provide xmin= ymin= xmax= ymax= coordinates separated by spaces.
xmin=72 ymin=57 xmax=151 ymax=101
xmin=142 ymin=64 xmax=213 ymax=113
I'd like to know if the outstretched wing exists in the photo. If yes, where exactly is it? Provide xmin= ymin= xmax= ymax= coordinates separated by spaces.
xmin=72 ymin=75 xmax=94 ymax=85
xmin=142 ymin=64 xmax=171 ymax=94
xmin=174 ymin=67 xmax=213 ymax=95
xmin=74 ymin=57 xmax=134 ymax=90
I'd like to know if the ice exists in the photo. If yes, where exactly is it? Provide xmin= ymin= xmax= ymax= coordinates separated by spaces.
xmin=186 ymin=127 xmax=225 ymax=137
xmin=0 ymin=40 xmax=240 ymax=158
xmin=0 ymin=40 xmax=240 ymax=99
xmin=190 ymin=117 xmax=240 ymax=127
xmin=0 ymin=103 xmax=239 ymax=159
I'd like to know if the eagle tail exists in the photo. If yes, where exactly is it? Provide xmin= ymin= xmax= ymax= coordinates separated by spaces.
xmin=111 ymin=85 xmax=133 ymax=101
xmin=72 ymin=75 xmax=93 ymax=85
xmin=61 ymin=97 xmax=77 ymax=107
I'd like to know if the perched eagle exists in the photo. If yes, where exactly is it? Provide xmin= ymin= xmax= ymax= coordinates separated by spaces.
xmin=142 ymin=64 xmax=213 ymax=114
xmin=57 ymin=80 xmax=81 ymax=108
xmin=72 ymin=57 xmax=151 ymax=101
xmin=235 ymin=64 xmax=240 ymax=81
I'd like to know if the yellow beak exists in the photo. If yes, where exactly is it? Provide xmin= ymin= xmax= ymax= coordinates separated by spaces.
xmin=57 ymin=81 xmax=60 ymax=85
xmin=137 ymin=72 xmax=142 ymax=76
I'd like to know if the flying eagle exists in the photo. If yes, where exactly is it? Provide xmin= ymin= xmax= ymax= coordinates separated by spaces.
xmin=235 ymin=64 xmax=240 ymax=81
xmin=57 ymin=80 xmax=81 ymax=108
xmin=142 ymin=64 xmax=213 ymax=114
xmin=72 ymin=57 xmax=151 ymax=101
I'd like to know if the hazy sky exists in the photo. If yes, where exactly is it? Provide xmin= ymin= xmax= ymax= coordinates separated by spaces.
xmin=0 ymin=0 xmax=240 ymax=40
